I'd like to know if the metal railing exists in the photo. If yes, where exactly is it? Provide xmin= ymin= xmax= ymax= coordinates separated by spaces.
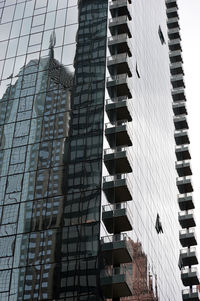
xmin=109 ymin=15 xmax=129 ymax=25
xmin=101 ymin=232 xmax=129 ymax=244
xmin=180 ymin=228 xmax=196 ymax=235
xmin=101 ymin=264 xmax=132 ymax=289
xmin=178 ymin=192 xmax=193 ymax=198
xmin=102 ymin=201 xmax=129 ymax=212
xmin=106 ymin=96 xmax=128 ymax=105
xmin=176 ymin=159 xmax=190 ymax=166
xmin=175 ymin=144 xmax=190 ymax=151
xmin=104 ymin=146 xmax=127 ymax=155
xmin=180 ymin=246 xmax=197 ymax=255
xmin=176 ymin=175 xmax=192 ymax=182
xmin=109 ymin=0 xmax=130 ymax=7
xmin=103 ymin=173 xmax=127 ymax=183
xmin=107 ymin=53 xmax=134 ymax=71
xmin=107 ymin=73 xmax=129 ymax=82
xmin=108 ymin=33 xmax=129 ymax=43
xmin=181 ymin=266 xmax=199 ymax=274
xmin=179 ymin=209 xmax=194 ymax=217
xmin=107 ymin=53 xmax=128 ymax=62
xmin=174 ymin=129 xmax=188 ymax=135
xmin=182 ymin=286 xmax=200 ymax=295
xmin=105 ymin=119 xmax=129 ymax=129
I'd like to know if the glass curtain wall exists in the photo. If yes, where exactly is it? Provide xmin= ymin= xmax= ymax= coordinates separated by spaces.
xmin=0 ymin=0 xmax=108 ymax=300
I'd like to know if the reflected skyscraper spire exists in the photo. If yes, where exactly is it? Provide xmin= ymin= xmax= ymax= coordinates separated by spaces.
xmin=0 ymin=28 xmax=74 ymax=300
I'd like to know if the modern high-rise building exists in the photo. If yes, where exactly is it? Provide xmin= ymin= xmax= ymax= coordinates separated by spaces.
xmin=0 ymin=0 xmax=199 ymax=300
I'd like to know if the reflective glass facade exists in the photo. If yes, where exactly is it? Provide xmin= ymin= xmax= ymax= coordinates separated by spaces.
xmin=0 ymin=0 xmax=108 ymax=300
xmin=0 ymin=0 xmax=197 ymax=301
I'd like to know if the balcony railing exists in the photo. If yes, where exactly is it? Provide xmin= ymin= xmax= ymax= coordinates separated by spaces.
xmin=172 ymin=87 xmax=186 ymax=102
xmin=102 ymin=232 xmax=126 ymax=242
xmin=108 ymin=33 xmax=132 ymax=56
xmin=103 ymin=201 xmax=129 ymax=212
xmin=108 ymin=33 xmax=129 ymax=43
xmin=176 ymin=144 xmax=191 ymax=161
xmin=176 ymin=160 xmax=192 ymax=177
xmin=173 ymin=101 xmax=187 ymax=115
xmin=182 ymin=286 xmax=200 ymax=300
xmin=107 ymin=53 xmax=133 ymax=77
xmin=109 ymin=15 xmax=132 ymax=37
xmin=104 ymin=146 xmax=133 ymax=174
xmin=179 ymin=210 xmax=196 ymax=228
xmin=101 ymin=265 xmax=133 ymax=298
xmin=102 ymin=201 xmax=133 ymax=233
xmin=182 ymin=267 xmax=199 ymax=274
xmin=178 ymin=192 xmax=194 ymax=211
xmin=109 ymin=0 xmax=132 ymax=20
xmin=176 ymin=176 xmax=193 ymax=194
xmin=105 ymin=119 xmax=129 ymax=129
xmin=103 ymin=173 xmax=127 ymax=183
xmin=175 ymin=129 xmax=189 ymax=146
xmin=181 ymin=267 xmax=200 ymax=286
xmin=103 ymin=173 xmax=132 ymax=203
xmin=180 ymin=246 xmax=198 ymax=266
xmin=179 ymin=209 xmax=194 ymax=217
xmin=179 ymin=228 xmax=197 ymax=247
xmin=105 ymin=96 xmax=133 ymax=123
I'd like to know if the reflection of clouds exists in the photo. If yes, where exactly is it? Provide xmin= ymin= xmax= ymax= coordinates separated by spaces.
xmin=0 ymin=4 xmax=79 ymax=96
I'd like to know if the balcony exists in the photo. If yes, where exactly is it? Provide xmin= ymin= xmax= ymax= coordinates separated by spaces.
xmin=172 ymin=88 xmax=186 ymax=102
xmin=103 ymin=174 xmax=132 ymax=203
xmin=180 ymin=247 xmax=198 ymax=267
xmin=178 ymin=193 xmax=195 ymax=211
xmin=182 ymin=287 xmax=200 ymax=301
xmin=175 ymin=130 xmax=190 ymax=146
xmin=109 ymin=0 xmax=132 ymax=20
xmin=107 ymin=74 xmax=132 ymax=99
xmin=171 ymin=74 xmax=185 ymax=89
xmin=173 ymin=101 xmax=187 ymax=116
xmin=102 ymin=202 xmax=132 ymax=233
xmin=106 ymin=97 xmax=132 ymax=123
xmin=176 ymin=160 xmax=192 ymax=177
xmin=176 ymin=145 xmax=191 ymax=161
xmin=101 ymin=233 xmax=133 ymax=265
xmin=107 ymin=53 xmax=133 ymax=77
xmin=167 ymin=7 xmax=178 ymax=19
xmin=170 ymin=61 xmax=184 ymax=76
xmin=169 ymin=49 xmax=183 ymax=63
xmin=104 ymin=147 xmax=132 ymax=175
xmin=180 ymin=228 xmax=197 ymax=248
xmin=169 ymin=40 xmax=182 ymax=52
xmin=177 ymin=176 xmax=193 ymax=194
xmin=174 ymin=114 xmax=188 ymax=130
xmin=105 ymin=120 xmax=132 ymax=148
xmin=166 ymin=0 xmax=178 ymax=9
xmin=168 ymin=27 xmax=180 ymax=40
xmin=108 ymin=34 xmax=132 ymax=57
xmin=181 ymin=267 xmax=199 ymax=287
xmin=101 ymin=266 xmax=133 ymax=298
xmin=109 ymin=16 xmax=132 ymax=38
xmin=179 ymin=210 xmax=196 ymax=229
xmin=167 ymin=16 xmax=179 ymax=29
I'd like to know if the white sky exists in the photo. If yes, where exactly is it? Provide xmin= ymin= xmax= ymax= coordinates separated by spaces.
xmin=178 ymin=0 xmax=200 ymax=250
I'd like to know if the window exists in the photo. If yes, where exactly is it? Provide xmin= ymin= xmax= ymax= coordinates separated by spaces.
xmin=158 ymin=26 xmax=165 ymax=45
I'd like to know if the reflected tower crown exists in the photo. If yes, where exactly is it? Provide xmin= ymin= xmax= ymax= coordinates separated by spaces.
xmin=49 ymin=30 xmax=56 ymax=59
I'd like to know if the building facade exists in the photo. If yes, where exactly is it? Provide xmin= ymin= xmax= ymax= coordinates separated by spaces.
xmin=0 ymin=0 xmax=198 ymax=300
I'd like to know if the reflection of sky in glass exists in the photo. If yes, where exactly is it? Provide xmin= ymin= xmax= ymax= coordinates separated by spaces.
xmin=0 ymin=1 xmax=79 ymax=299
xmin=0 ymin=0 xmax=78 ymax=98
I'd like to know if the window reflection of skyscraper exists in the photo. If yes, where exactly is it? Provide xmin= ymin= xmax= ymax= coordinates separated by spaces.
xmin=0 ymin=41 xmax=73 ymax=300
xmin=1 ymin=0 xmax=108 ymax=300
